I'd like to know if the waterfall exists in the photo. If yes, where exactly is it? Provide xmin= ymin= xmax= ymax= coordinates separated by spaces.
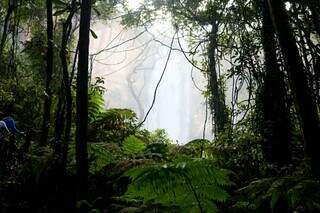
xmin=90 ymin=20 xmax=212 ymax=144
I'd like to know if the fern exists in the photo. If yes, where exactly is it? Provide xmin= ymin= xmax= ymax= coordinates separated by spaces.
xmin=236 ymin=176 xmax=320 ymax=212
xmin=123 ymin=158 xmax=233 ymax=212
xmin=68 ymin=142 xmax=122 ymax=173
xmin=91 ymin=109 xmax=137 ymax=131
xmin=122 ymin=135 xmax=146 ymax=156
xmin=88 ymin=143 xmax=115 ymax=173
xmin=88 ymin=108 xmax=137 ymax=143
xmin=88 ymin=87 xmax=105 ymax=123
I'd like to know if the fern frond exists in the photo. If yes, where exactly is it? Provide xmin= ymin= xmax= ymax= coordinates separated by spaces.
xmin=122 ymin=135 xmax=146 ymax=156
xmin=88 ymin=108 xmax=138 ymax=143
xmin=123 ymin=158 xmax=233 ymax=212
xmin=88 ymin=87 xmax=105 ymax=123
xmin=236 ymin=176 xmax=320 ymax=212
xmin=88 ymin=143 xmax=114 ymax=173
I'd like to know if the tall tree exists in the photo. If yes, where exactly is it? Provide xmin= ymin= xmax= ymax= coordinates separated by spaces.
xmin=258 ymin=0 xmax=291 ymax=165
xmin=76 ymin=0 xmax=92 ymax=200
xmin=267 ymin=0 xmax=320 ymax=175
xmin=207 ymin=21 xmax=228 ymax=134
xmin=40 ymin=0 xmax=54 ymax=145
xmin=0 ymin=0 xmax=17 ymax=66
xmin=59 ymin=0 xmax=77 ymax=171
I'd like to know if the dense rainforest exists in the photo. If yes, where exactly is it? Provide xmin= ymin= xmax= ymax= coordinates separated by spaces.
xmin=0 ymin=0 xmax=320 ymax=212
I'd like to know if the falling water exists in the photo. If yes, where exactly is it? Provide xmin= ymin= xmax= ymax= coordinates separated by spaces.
xmin=90 ymin=20 xmax=212 ymax=144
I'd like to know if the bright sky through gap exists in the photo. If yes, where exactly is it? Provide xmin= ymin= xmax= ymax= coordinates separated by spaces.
xmin=127 ymin=0 xmax=144 ymax=9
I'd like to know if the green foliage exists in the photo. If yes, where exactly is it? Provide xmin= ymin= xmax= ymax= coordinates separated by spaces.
xmin=235 ymin=176 xmax=320 ymax=212
xmin=209 ymin=125 xmax=265 ymax=183
xmin=88 ymin=77 xmax=106 ymax=123
xmin=0 ymin=0 xmax=319 ymax=212
xmin=133 ymin=129 xmax=173 ymax=160
xmin=149 ymin=129 xmax=172 ymax=144
xmin=93 ymin=0 xmax=120 ymax=19
xmin=20 ymin=145 xmax=56 ymax=184
xmin=68 ymin=141 xmax=123 ymax=173
xmin=88 ymin=88 xmax=105 ymax=123
xmin=145 ymin=143 xmax=169 ymax=159
xmin=184 ymin=139 xmax=211 ymax=157
xmin=88 ymin=108 xmax=137 ymax=143
xmin=121 ymin=3 xmax=156 ymax=27
xmin=88 ymin=143 xmax=117 ymax=173
xmin=122 ymin=135 xmax=146 ymax=156
xmin=123 ymin=158 xmax=233 ymax=212
xmin=134 ymin=129 xmax=172 ymax=146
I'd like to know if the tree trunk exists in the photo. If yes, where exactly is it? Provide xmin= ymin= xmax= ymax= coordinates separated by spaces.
xmin=54 ymin=93 xmax=65 ymax=154
xmin=208 ymin=22 xmax=228 ymax=135
xmin=267 ymin=0 xmax=320 ymax=176
xmin=288 ymin=0 xmax=320 ymax=35
xmin=259 ymin=0 xmax=291 ymax=166
xmin=0 ymin=0 xmax=16 ymax=67
xmin=76 ymin=0 xmax=92 ymax=201
xmin=40 ymin=0 xmax=54 ymax=146
xmin=308 ymin=0 xmax=320 ymax=35
xmin=60 ymin=1 xmax=76 ymax=172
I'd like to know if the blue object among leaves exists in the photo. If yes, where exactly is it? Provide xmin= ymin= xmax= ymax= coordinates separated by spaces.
xmin=1 ymin=117 xmax=23 ymax=135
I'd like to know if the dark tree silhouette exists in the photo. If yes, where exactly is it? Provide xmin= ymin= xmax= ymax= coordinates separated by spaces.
xmin=258 ymin=0 xmax=291 ymax=166
xmin=76 ymin=0 xmax=92 ymax=200
xmin=0 ymin=0 xmax=17 ymax=65
xmin=268 ymin=0 xmax=320 ymax=175
xmin=58 ymin=0 xmax=77 ymax=170
xmin=40 ymin=0 xmax=54 ymax=145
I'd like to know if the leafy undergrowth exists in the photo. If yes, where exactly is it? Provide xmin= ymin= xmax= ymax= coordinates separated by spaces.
xmin=1 ymin=108 xmax=319 ymax=213
xmin=122 ymin=158 xmax=234 ymax=213
xmin=233 ymin=175 xmax=320 ymax=213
